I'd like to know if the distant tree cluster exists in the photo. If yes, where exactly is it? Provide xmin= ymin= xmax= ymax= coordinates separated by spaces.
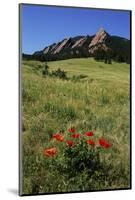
xmin=23 ymin=48 xmax=92 ymax=62
xmin=105 ymin=36 xmax=130 ymax=64
xmin=94 ymin=48 xmax=112 ymax=64
xmin=22 ymin=35 xmax=130 ymax=64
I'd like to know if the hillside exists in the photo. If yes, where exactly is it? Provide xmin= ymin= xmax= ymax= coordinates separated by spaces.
xmin=23 ymin=28 xmax=130 ymax=63
xmin=22 ymin=58 xmax=130 ymax=194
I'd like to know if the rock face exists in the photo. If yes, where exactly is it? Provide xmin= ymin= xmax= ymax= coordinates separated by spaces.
xmin=34 ymin=28 xmax=110 ymax=57
xmin=89 ymin=43 xmax=109 ymax=54
xmin=43 ymin=46 xmax=50 ymax=54
xmin=53 ymin=39 xmax=69 ymax=54
xmin=89 ymin=27 xmax=108 ymax=48
xmin=31 ymin=27 xmax=130 ymax=62
xmin=88 ymin=28 xmax=110 ymax=53
xmin=71 ymin=37 xmax=86 ymax=49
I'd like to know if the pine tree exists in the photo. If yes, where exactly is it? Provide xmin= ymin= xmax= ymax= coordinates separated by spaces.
xmin=104 ymin=57 xmax=107 ymax=64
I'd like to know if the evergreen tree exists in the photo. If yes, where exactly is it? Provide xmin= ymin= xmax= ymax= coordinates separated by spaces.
xmin=108 ymin=57 xmax=112 ymax=64
xmin=104 ymin=57 xmax=107 ymax=64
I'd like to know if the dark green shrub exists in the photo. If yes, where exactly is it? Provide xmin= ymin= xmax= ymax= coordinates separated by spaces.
xmin=51 ymin=68 xmax=67 ymax=79
xmin=94 ymin=48 xmax=106 ymax=61
xmin=104 ymin=57 xmax=108 ymax=64
xmin=42 ymin=62 xmax=49 ymax=76
xmin=108 ymin=57 xmax=112 ymax=64
xmin=61 ymin=141 xmax=100 ymax=177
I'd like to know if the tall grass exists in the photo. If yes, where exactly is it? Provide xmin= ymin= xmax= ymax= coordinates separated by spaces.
xmin=22 ymin=58 xmax=130 ymax=194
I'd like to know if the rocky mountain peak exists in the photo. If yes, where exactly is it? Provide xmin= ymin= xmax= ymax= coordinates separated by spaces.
xmin=30 ymin=28 xmax=129 ymax=63
xmin=89 ymin=27 xmax=108 ymax=48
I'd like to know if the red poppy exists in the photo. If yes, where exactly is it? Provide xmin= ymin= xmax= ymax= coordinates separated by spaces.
xmin=72 ymin=133 xmax=80 ymax=138
xmin=87 ymin=140 xmax=95 ymax=146
xmin=53 ymin=134 xmax=64 ymax=142
xmin=99 ymin=138 xmax=106 ymax=146
xmin=44 ymin=147 xmax=57 ymax=157
xmin=68 ymin=127 xmax=75 ymax=133
xmin=99 ymin=138 xmax=112 ymax=149
xmin=67 ymin=140 xmax=74 ymax=147
xmin=104 ymin=142 xmax=112 ymax=149
xmin=85 ymin=131 xmax=94 ymax=136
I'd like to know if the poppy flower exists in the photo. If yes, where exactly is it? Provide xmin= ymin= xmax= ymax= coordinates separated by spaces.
xmin=103 ymin=142 xmax=112 ymax=149
xmin=68 ymin=127 xmax=75 ymax=133
xmin=44 ymin=147 xmax=57 ymax=157
xmin=85 ymin=131 xmax=94 ymax=136
xmin=53 ymin=134 xmax=64 ymax=142
xmin=72 ymin=133 xmax=80 ymax=138
xmin=66 ymin=140 xmax=74 ymax=147
xmin=99 ymin=138 xmax=112 ymax=149
xmin=99 ymin=138 xmax=106 ymax=146
xmin=87 ymin=140 xmax=95 ymax=146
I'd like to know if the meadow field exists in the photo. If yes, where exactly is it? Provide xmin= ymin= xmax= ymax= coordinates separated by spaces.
xmin=22 ymin=58 xmax=130 ymax=194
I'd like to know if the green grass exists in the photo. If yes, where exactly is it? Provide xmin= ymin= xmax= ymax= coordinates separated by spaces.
xmin=22 ymin=58 xmax=130 ymax=194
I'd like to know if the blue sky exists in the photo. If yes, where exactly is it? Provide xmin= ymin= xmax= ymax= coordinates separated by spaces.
xmin=21 ymin=4 xmax=130 ymax=54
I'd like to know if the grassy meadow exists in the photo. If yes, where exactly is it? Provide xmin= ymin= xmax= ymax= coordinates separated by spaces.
xmin=22 ymin=58 xmax=130 ymax=194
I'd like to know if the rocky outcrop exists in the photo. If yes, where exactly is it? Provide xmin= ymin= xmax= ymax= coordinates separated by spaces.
xmin=31 ymin=27 xmax=130 ymax=63
xmin=89 ymin=43 xmax=110 ymax=54
xmin=89 ymin=28 xmax=108 ymax=48
xmin=34 ymin=28 xmax=110 ymax=56
xmin=71 ymin=37 xmax=86 ymax=49
xmin=53 ymin=38 xmax=69 ymax=54
xmin=43 ymin=46 xmax=50 ymax=54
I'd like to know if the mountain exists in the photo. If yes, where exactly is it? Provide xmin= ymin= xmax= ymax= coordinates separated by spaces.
xmin=23 ymin=28 xmax=130 ymax=63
